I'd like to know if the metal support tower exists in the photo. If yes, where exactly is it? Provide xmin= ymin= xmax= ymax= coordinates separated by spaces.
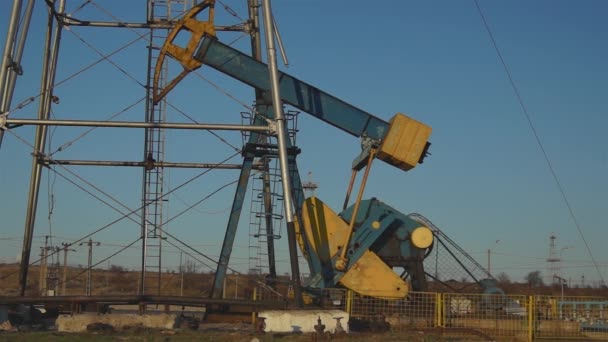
xmin=301 ymin=171 xmax=318 ymax=197
xmin=547 ymin=233 xmax=561 ymax=284
xmin=1 ymin=0 xmax=261 ymax=297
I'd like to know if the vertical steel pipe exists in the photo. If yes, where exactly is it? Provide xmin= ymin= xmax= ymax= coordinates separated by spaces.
xmin=0 ymin=0 xmax=25 ymax=147
xmin=0 ymin=0 xmax=22 ymax=104
xmin=19 ymin=0 xmax=65 ymax=296
xmin=261 ymin=0 xmax=302 ymax=306
xmin=250 ymin=0 xmax=277 ymax=281
xmin=1 ymin=0 xmax=35 ymax=111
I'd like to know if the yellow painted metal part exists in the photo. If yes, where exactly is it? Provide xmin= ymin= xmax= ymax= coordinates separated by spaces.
xmin=339 ymin=250 xmax=408 ymax=298
xmin=153 ymin=0 xmax=216 ymax=104
xmin=377 ymin=113 xmax=432 ymax=171
xmin=295 ymin=197 xmax=348 ymax=263
xmin=295 ymin=197 xmax=408 ymax=298
xmin=411 ymin=226 xmax=434 ymax=249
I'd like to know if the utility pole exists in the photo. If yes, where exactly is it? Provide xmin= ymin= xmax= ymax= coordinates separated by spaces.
xmin=547 ymin=233 xmax=561 ymax=284
xmin=38 ymin=248 xmax=45 ymax=295
xmin=487 ymin=249 xmax=490 ymax=274
xmin=47 ymin=246 xmax=61 ymax=296
xmin=38 ymin=236 xmax=49 ymax=295
xmin=179 ymin=252 xmax=184 ymax=296
xmin=79 ymin=239 xmax=100 ymax=296
xmin=487 ymin=239 xmax=500 ymax=275
xmin=60 ymin=242 xmax=75 ymax=295
xmin=235 ymin=273 xmax=239 ymax=299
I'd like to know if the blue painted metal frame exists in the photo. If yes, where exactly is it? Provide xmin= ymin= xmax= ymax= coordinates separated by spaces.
xmin=210 ymin=126 xmax=258 ymax=298
xmin=210 ymin=101 xmax=321 ymax=298
xmin=195 ymin=36 xmax=390 ymax=141
xmin=211 ymin=154 xmax=254 ymax=297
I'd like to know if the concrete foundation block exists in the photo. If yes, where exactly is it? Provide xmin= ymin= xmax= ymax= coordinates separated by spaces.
xmin=258 ymin=310 xmax=348 ymax=334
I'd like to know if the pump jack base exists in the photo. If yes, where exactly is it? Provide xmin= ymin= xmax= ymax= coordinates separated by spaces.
xmin=296 ymin=197 xmax=408 ymax=298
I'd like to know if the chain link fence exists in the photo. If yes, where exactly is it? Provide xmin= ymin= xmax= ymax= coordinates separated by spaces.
xmin=345 ymin=291 xmax=608 ymax=341
xmin=249 ymin=283 xmax=608 ymax=341
xmin=534 ymin=295 xmax=608 ymax=340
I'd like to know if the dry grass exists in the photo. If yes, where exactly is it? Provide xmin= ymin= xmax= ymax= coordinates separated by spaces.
xmin=0 ymin=263 xmax=290 ymax=298
xmin=1 ymin=262 xmax=607 ymax=298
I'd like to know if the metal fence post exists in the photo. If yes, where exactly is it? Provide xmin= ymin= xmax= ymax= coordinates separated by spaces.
xmin=251 ymin=286 xmax=257 ymax=325
xmin=528 ymin=295 xmax=534 ymax=342
xmin=435 ymin=292 xmax=442 ymax=327
xmin=346 ymin=289 xmax=353 ymax=316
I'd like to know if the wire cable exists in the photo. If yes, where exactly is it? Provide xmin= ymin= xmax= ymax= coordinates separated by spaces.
xmin=67 ymin=0 xmax=93 ymax=17
xmin=473 ymin=0 xmax=605 ymax=285
xmin=88 ymin=0 xmax=264 ymax=125
xmin=162 ymin=179 xmax=237 ymax=229
xmin=6 ymin=34 xmax=145 ymax=117
xmin=0 ymin=147 xmax=236 ymax=281
xmin=50 ymin=96 xmax=145 ymax=156
xmin=65 ymin=12 xmax=245 ymax=152
xmin=0 ymin=157 xmax=233 ymax=281
xmin=65 ymin=28 xmax=146 ymax=88
xmin=1 ymin=1 xmax=266 ymax=283
xmin=165 ymin=101 xmax=241 ymax=153
xmin=217 ymin=0 xmax=245 ymax=21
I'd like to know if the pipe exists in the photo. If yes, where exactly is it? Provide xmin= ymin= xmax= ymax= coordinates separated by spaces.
xmin=61 ymin=18 xmax=244 ymax=31
xmin=42 ymin=159 xmax=250 ymax=169
xmin=261 ymin=0 xmax=302 ymax=307
xmin=5 ymin=118 xmax=271 ymax=131
xmin=0 ymin=0 xmax=22 ymax=107
xmin=0 ymin=0 xmax=24 ymax=147
xmin=342 ymin=169 xmax=358 ymax=211
xmin=336 ymin=149 xmax=377 ymax=271
xmin=272 ymin=15 xmax=288 ymax=67
xmin=1 ymin=0 xmax=35 ymax=113
xmin=19 ymin=0 xmax=66 ymax=296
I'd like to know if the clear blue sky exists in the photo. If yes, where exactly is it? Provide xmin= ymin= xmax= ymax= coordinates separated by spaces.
xmin=0 ymin=0 xmax=606 ymax=286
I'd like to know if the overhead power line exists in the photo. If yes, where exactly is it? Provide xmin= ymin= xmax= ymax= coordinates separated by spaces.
xmin=473 ymin=0 xmax=605 ymax=286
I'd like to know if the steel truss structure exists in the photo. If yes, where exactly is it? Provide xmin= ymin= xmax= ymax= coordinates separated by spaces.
xmin=0 ymin=0 xmax=303 ymax=302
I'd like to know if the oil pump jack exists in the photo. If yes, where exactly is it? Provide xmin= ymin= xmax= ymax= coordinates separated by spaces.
xmin=153 ymin=0 xmax=435 ymax=300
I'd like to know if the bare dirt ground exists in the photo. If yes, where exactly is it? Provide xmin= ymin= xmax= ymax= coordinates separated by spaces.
xmin=0 ymin=328 xmax=490 ymax=342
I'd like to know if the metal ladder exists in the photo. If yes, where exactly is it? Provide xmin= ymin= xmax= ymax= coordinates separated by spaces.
xmin=248 ymin=156 xmax=284 ymax=276
xmin=141 ymin=0 xmax=193 ymax=296
xmin=245 ymin=110 xmax=299 ymax=279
